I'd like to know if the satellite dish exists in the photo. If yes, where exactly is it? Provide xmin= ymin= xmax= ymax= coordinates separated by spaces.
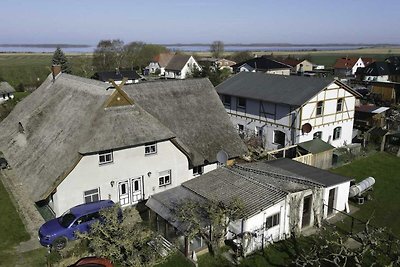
xmin=217 ymin=150 xmax=228 ymax=165
xmin=302 ymin=123 xmax=312 ymax=134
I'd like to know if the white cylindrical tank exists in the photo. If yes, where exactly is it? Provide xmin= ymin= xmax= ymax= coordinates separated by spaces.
xmin=349 ymin=177 xmax=375 ymax=198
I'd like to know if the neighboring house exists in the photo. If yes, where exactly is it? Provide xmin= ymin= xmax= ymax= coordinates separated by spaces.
xmin=216 ymin=72 xmax=361 ymax=150
xmin=146 ymin=158 xmax=352 ymax=257
xmin=0 ymin=82 xmax=15 ymax=104
xmin=92 ymin=69 xmax=142 ymax=85
xmin=164 ymin=55 xmax=201 ymax=79
xmin=216 ymin=58 xmax=236 ymax=71
xmin=354 ymin=105 xmax=389 ymax=132
xmin=281 ymin=59 xmax=314 ymax=74
xmin=361 ymin=58 xmax=400 ymax=83
xmin=197 ymin=58 xmax=236 ymax=72
xmin=370 ymin=81 xmax=400 ymax=104
xmin=146 ymin=52 xmax=175 ymax=75
xmin=0 ymin=72 xmax=246 ymax=217
xmin=232 ymin=56 xmax=292 ymax=75
xmin=334 ymin=57 xmax=374 ymax=77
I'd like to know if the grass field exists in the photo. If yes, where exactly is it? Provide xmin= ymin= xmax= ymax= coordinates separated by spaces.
xmin=331 ymin=152 xmax=400 ymax=236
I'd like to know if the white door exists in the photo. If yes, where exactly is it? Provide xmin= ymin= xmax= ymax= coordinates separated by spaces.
xmin=131 ymin=177 xmax=142 ymax=204
xmin=118 ymin=180 xmax=130 ymax=206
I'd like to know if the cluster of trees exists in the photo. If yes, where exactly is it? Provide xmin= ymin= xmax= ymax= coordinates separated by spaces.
xmin=92 ymin=39 xmax=168 ymax=72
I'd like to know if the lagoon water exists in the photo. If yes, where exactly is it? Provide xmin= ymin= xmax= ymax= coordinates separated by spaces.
xmin=0 ymin=45 xmax=369 ymax=53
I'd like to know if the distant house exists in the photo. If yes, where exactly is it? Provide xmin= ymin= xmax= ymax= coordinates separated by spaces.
xmin=147 ymin=158 xmax=352 ymax=257
xmin=197 ymin=58 xmax=236 ymax=72
xmin=0 ymin=82 xmax=15 ymax=104
xmin=0 ymin=71 xmax=246 ymax=216
xmin=370 ymin=81 xmax=400 ymax=104
xmin=164 ymin=55 xmax=201 ymax=79
xmin=216 ymin=58 xmax=236 ymax=71
xmin=92 ymin=69 xmax=142 ymax=85
xmin=334 ymin=57 xmax=374 ymax=77
xmin=146 ymin=52 xmax=175 ymax=75
xmin=361 ymin=57 xmax=400 ymax=83
xmin=232 ymin=56 xmax=292 ymax=75
xmin=281 ymin=59 xmax=314 ymax=73
xmin=354 ymin=104 xmax=389 ymax=132
xmin=216 ymin=72 xmax=361 ymax=150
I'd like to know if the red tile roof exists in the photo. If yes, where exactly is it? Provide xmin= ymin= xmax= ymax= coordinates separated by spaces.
xmin=333 ymin=57 xmax=359 ymax=69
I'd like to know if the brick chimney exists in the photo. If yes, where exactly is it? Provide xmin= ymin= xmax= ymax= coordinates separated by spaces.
xmin=51 ymin=65 xmax=62 ymax=80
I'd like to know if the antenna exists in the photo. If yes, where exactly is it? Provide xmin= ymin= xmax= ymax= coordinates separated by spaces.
xmin=217 ymin=150 xmax=228 ymax=165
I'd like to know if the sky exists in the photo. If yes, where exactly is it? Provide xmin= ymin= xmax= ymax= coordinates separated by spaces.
xmin=1 ymin=0 xmax=400 ymax=45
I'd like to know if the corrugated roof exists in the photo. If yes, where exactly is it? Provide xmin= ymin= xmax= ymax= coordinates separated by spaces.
xmin=0 ymin=81 xmax=15 ymax=94
xmin=297 ymin=138 xmax=334 ymax=154
xmin=265 ymin=158 xmax=353 ymax=187
xmin=216 ymin=72 xmax=334 ymax=107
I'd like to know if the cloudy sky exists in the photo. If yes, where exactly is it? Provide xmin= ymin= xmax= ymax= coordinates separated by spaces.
xmin=1 ymin=0 xmax=399 ymax=44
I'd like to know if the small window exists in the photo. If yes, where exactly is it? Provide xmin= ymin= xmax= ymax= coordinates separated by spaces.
xmin=266 ymin=213 xmax=280 ymax=229
xmin=333 ymin=127 xmax=342 ymax=140
xmin=145 ymin=142 xmax=157 ymax=155
xmin=237 ymin=124 xmax=244 ymax=133
xmin=84 ymin=188 xmax=100 ymax=203
xmin=313 ymin=131 xmax=322 ymax=139
xmin=193 ymin=166 xmax=204 ymax=176
xmin=159 ymin=170 xmax=171 ymax=187
xmin=99 ymin=151 xmax=113 ymax=165
xmin=255 ymin=126 xmax=263 ymax=137
xmin=237 ymin=97 xmax=246 ymax=108
xmin=316 ymin=101 xmax=324 ymax=116
xmin=221 ymin=95 xmax=231 ymax=106
xmin=273 ymin=130 xmax=285 ymax=147
xmin=336 ymin=98 xmax=343 ymax=112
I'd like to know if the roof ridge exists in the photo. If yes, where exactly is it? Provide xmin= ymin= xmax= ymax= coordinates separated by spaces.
xmin=232 ymin=164 xmax=323 ymax=187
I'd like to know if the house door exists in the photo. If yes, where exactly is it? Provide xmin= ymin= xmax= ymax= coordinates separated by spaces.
xmin=131 ymin=177 xmax=143 ymax=204
xmin=118 ymin=180 xmax=130 ymax=206
xmin=327 ymin=188 xmax=336 ymax=215
xmin=302 ymin=195 xmax=312 ymax=228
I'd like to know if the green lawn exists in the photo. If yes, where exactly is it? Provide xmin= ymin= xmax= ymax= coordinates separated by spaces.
xmin=331 ymin=152 xmax=400 ymax=236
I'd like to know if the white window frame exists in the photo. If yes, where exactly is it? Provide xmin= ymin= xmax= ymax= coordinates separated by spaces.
xmin=99 ymin=150 xmax=113 ymax=165
xmin=145 ymin=142 xmax=157 ymax=155
xmin=193 ymin=166 xmax=204 ymax=176
xmin=316 ymin=101 xmax=324 ymax=116
xmin=333 ymin=127 xmax=342 ymax=140
xmin=237 ymin=124 xmax=244 ymax=133
xmin=266 ymin=213 xmax=280 ymax=229
xmin=336 ymin=98 xmax=343 ymax=112
xmin=159 ymin=170 xmax=171 ymax=187
xmin=84 ymin=188 xmax=100 ymax=203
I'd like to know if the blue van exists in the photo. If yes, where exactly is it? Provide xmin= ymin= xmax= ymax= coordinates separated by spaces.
xmin=38 ymin=200 xmax=115 ymax=250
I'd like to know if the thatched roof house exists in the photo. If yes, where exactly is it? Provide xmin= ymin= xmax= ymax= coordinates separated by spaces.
xmin=0 ymin=73 xmax=246 ymax=203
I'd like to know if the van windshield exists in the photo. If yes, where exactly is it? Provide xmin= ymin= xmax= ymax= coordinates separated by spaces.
xmin=58 ymin=212 xmax=76 ymax=228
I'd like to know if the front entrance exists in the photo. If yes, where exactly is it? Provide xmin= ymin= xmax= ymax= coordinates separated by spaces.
xmin=118 ymin=177 xmax=143 ymax=206
xmin=302 ymin=195 xmax=312 ymax=228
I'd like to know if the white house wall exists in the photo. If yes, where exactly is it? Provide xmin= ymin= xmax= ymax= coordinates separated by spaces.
xmin=50 ymin=140 xmax=216 ymax=216
xmin=322 ymin=182 xmax=350 ymax=218
xmin=298 ymin=83 xmax=355 ymax=147
xmin=266 ymin=69 xmax=290 ymax=76
xmin=164 ymin=57 xmax=201 ymax=79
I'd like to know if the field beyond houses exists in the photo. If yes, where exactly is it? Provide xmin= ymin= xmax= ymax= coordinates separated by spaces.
xmin=0 ymin=46 xmax=400 ymax=89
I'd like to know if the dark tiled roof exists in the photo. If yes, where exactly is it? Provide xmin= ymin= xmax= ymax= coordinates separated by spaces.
xmin=265 ymin=158 xmax=353 ymax=187
xmin=364 ymin=62 xmax=392 ymax=76
xmin=165 ymin=55 xmax=191 ymax=71
xmin=216 ymin=72 xmax=334 ymax=107
xmin=93 ymin=70 xmax=141 ymax=82
xmin=232 ymin=56 xmax=291 ymax=71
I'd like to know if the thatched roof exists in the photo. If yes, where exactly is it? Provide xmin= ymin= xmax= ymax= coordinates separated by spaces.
xmin=0 ymin=81 xmax=15 ymax=94
xmin=0 ymin=74 xmax=246 ymax=202
xmin=124 ymin=78 xmax=248 ymax=166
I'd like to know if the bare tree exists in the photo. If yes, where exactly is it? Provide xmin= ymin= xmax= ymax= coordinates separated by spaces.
xmin=210 ymin=41 xmax=225 ymax=58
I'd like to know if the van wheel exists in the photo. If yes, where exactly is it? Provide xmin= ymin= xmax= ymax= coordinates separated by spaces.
xmin=52 ymin=237 xmax=67 ymax=250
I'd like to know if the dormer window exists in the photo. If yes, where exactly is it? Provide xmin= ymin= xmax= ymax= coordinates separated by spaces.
xmin=237 ymin=97 xmax=246 ymax=109
xmin=99 ymin=150 xmax=113 ymax=165
xmin=145 ymin=142 xmax=157 ymax=155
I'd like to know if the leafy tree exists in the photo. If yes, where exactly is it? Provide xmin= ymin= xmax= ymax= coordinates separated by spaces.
xmin=52 ymin=47 xmax=71 ymax=73
xmin=92 ymin=39 xmax=125 ymax=71
xmin=192 ymin=63 xmax=231 ymax=86
xmin=230 ymin=51 xmax=253 ymax=63
xmin=78 ymin=205 xmax=162 ymax=267
xmin=136 ymin=44 xmax=168 ymax=69
xmin=176 ymin=198 xmax=244 ymax=256
xmin=123 ymin=41 xmax=145 ymax=70
xmin=210 ymin=41 xmax=225 ymax=58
